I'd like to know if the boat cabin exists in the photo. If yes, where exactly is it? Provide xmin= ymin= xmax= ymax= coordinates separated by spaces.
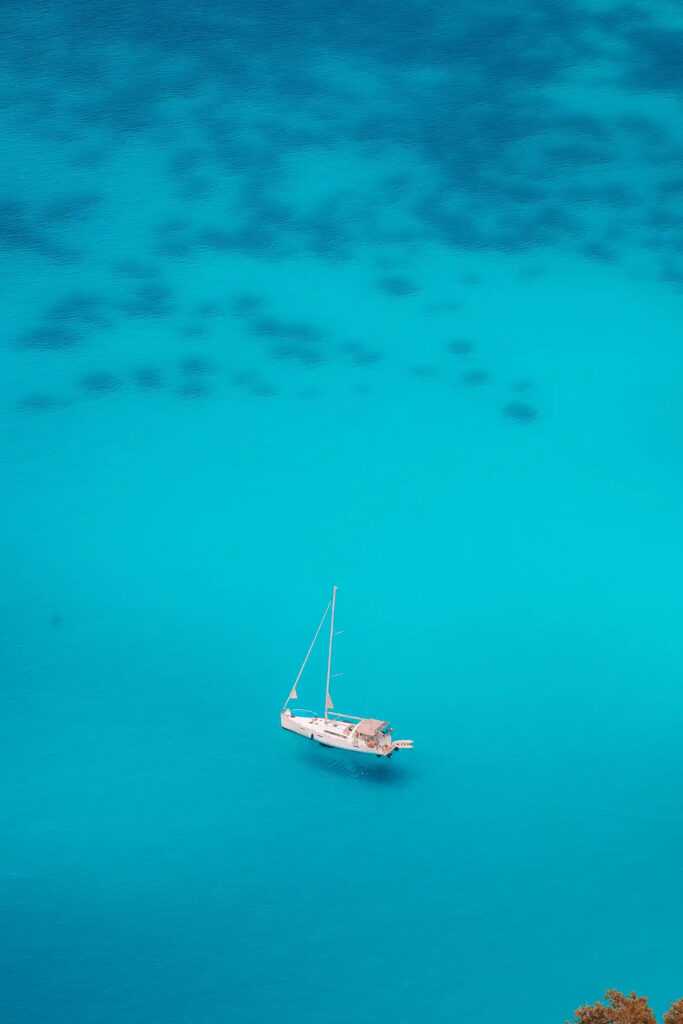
xmin=354 ymin=718 xmax=391 ymax=750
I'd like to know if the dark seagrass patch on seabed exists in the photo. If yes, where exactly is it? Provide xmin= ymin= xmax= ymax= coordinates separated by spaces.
xmin=18 ymin=392 xmax=64 ymax=412
xmin=132 ymin=366 xmax=164 ymax=390
xmin=447 ymin=339 xmax=473 ymax=357
xmin=5 ymin=0 xmax=683 ymax=295
xmin=231 ymin=370 xmax=277 ymax=398
xmin=271 ymin=342 xmax=326 ymax=367
xmin=249 ymin=380 xmax=278 ymax=398
xmin=42 ymin=192 xmax=101 ymax=225
xmin=503 ymin=401 xmax=539 ymax=423
xmin=19 ymin=325 xmax=81 ymax=349
xmin=232 ymin=293 xmax=266 ymax=318
xmin=339 ymin=342 xmax=382 ymax=367
xmin=177 ymin=379 xmax=211 ymax=399
xmin=245 ymin=314 xmax=326 ymax=367
xmin=581 ymin=241 xmax=616 ymax=262
xmin=248 ymin=316 xmax=323 ymax=345
xmin=0 ymin=197 xmax=63 ymax=258
xmin=376 ymin=275 xmax=420 ymax=297
xmin=18 ymin=292 xmax=110 ymax=349
xmin=193 ymin=301 xmax=223 ymax=318
xmin=114 ymin=259 xmax=160 ymax=280
xmin=154 ymin=223 xmax=195 ymax=259
xmin=80 ymin=371 xmax=121 ymax=394
xmin=118 ymin=283 xmax=174 ymax=318
xmin=179 ymin=356 xmax=214 ymax=375
xmin=70 ymin=146 xmax=107 ymax=170
xmin=49 ymin=293 xmax=110 ymax=328
xmin=460 ymin=369 xmax=492 ymax=386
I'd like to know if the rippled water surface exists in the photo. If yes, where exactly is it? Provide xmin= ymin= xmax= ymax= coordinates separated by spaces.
xmin=2 ymin=2 xmax=682 ymax=1021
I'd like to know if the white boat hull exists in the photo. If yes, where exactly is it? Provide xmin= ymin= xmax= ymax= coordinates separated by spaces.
xmin=281 ymin=711 xmax=412 ymax=757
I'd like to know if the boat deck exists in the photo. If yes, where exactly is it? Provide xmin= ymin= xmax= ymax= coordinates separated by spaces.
xmin=281 ymin=711 xmax=405 ymax=755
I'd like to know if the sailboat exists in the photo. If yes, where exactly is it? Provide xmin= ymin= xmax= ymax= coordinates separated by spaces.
xmin=280 ymin=587 xmax=413 ymax=757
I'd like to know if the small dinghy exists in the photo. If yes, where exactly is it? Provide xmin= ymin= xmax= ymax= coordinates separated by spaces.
xmin=281 ymin=586 xmax=413 ymax=758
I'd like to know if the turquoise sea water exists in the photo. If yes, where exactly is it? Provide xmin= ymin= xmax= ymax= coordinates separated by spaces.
xmin=2 ymin=3 xmax=682 ymax=1022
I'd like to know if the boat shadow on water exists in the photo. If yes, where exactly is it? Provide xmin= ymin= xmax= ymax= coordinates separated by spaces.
xmin=294 ymin=741 xmax=416 ymax=786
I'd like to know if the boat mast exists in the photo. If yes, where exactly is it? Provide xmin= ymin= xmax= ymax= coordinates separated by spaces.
xmin=324 ymin=585 xmax=338 ymax=721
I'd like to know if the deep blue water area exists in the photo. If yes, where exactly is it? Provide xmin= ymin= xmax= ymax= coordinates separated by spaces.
xmin=1 ymin=2 xmax=682 ymax=1022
